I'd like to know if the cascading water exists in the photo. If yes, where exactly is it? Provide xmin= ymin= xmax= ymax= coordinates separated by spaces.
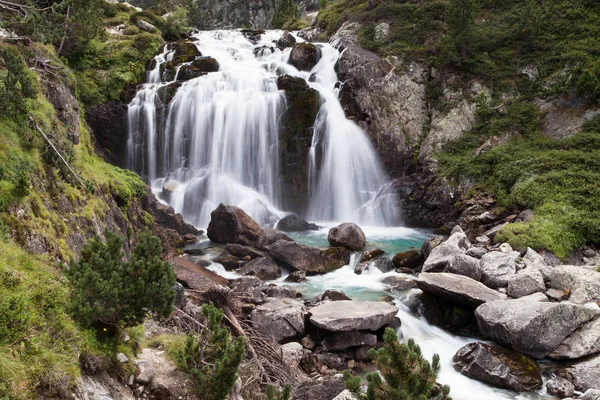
xmin=127 ymin=30 xmax=398 ymax=229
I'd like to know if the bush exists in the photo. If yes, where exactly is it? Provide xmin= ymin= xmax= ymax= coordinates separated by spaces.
xmin=67 ymin=230 xmax=176 ymax=331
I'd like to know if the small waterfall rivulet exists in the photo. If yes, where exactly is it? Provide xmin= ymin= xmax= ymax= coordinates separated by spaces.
xmin=127 ymin=30 xmax=399 ymax=228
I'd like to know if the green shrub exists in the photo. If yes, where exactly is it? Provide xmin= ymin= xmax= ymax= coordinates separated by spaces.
xmin=0 ymin=46 xmax=38 ymax=115
xmin=266 ymin=385 xmax=292 ymax=400
xmin=272 ymin=0 xmax=301 ymax=29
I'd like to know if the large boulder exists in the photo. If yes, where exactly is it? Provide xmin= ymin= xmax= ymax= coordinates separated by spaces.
xmin=276 ymin=31 xmax=296 ymax=50
xmin=289 ymin=43 xmax=321 ymax=71
xmin=327 ymin=223 xmax=366 ymax=251
xmin=309 ymin=300 xmax=399 ymax=332
xmin=255 ymin=228 xmax=294 ymax=250
xmin=567 ymin=354 xmax=600 ymax=392
xmin=546 ymin=376 xmax=575 ymax=398
xmin=392 ymin=250 xmax=422 ymax=270
xmin=238 ymin=257 xmax=281 ymax=280
xmin=475 ymin=300 xmax=599 ymax=358
xmin=422 ymin=231 xmax=470 ymax=272
xmin=276 ymin=214 xmax=319 ymax=232
xmin=550 ymin=265 xmax=600 ymax=304
xmin=171 ymin=41 xmax=201 ymax=64
xmin=207 ymin=204 xmax=262 ymax=245
xmin=479 ymin=250 xmax=519 ymax=289
xmin=507 ymin=267 xmax=545 ymax=298
xmin=417 ymin=273 xmax=506 ymax=308
xmin=323 ymin=331 xmax=377 ymax=351
xmin=522 ymin=247 xmax=553 ymax=281
xmin=453 ymin=342 xmax=543 ymax=392
xmin=250 ymin=298 xmax=306 ymax=343
xmin=550 ymin=317 xmax=600 ymax=360
xmin=267 ymin=240 xmax=349 ymax=275
xmin=445 ymin=254 xmax=482 ymax=281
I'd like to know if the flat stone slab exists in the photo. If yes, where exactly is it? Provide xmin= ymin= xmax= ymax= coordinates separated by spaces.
xmin=417 ymin=272 xmax=506 ymax=308
xmin=309 ymin=300 xmax=399 ymax=332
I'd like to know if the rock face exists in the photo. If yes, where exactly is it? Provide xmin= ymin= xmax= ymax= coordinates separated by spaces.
xmin=255 ymin=228 xmax=294 ymax=250
xmin=238 ymin=257 xmax=281 ymax=280
xmin=86 ymin=101 xmax=129 ymax=166
xmin=289 ymin=43 xmax=321 ymax=71
xmin=417 ymin=273 xmax=507 ymax=308
xmin=206 ymin=204 xmax=262 ymax=245
xmin=323 ymin=331 xmax=377 ymax=351
xmin=327 ymin=223 xmax=366 ymax=251
xmin=550 ymin=265 xmax=600 ymax=304
xmin=453 ymin=342 xmax=543 ymax=392
xmin=507 ymin=267 xmax=546 ymax=298
xmin=309 ymin=300 xmax=399 ymax=332
xmin=568 ymin=354 xmax=600 ymax=392
xmin=41 ymin=74 xmax=80 ymax=144
xmin=185 ymin=0 xmax=275 ymax=30
xmin=251 ymin=298 xmax=306 ymax=343
xmin=267 ymin=240 xmax=349 ymax=275
xmin=479 ymin=250 xmax=519 ymax=289
xmin=550 ymin=317 xmax=600 ymax=360
xmin=475 ymin=300 xmax=598 ymax=358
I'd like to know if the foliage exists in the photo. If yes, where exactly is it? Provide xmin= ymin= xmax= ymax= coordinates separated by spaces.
xmin=0 ymin=46 xmax=38 ymax=115
xmin=272 ymin=0 xmax=301 ymax=29
xmin=266 ymin=384 xmax=292 ymax=400
xmin=177 ymin=303 xmax=245 ymax=400
xmin=344 ymin=328 xmax=451 ymax=400
xmin=67 ymin=230 xmax=176 ymax=331
xmin=443 ymin=0 xmax=478 ymax=65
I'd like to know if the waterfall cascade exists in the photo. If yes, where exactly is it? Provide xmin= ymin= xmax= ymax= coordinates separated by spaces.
xmin=127 ymin=30 xmax=399 ymax=228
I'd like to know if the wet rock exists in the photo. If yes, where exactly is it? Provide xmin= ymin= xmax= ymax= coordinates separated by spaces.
xmin=251 ymin=298 xmax=306 ymax=343
xmin=323 ymin=331 xmax=377 ymax=351
xmin=567 ymin=354 xmax=600 ymax=392
xmin=381 ymin=276 xmax=418 ymax=291
xmin=309 ymin=300 xmax=399 ymax=332
xmin=191 ymin=56 xmax=220 ymax=72
xmin=422 ymin=231 xmax=470 ymax=272
xmin=328 ymin=223 xmax=366 ymax=251
xmin=207 ymin=204 xmax=262 ymax=246
xmin=171 ymin=41 xmax=201 ymax=64
xmin=392 ymin=250 xmax=422 ymax=270
xmin=212 ymin=251 xmax=242 ymax=270
xmin=453 ymin=342 xmax=543 ymax=392
xmin=256 ymin=228 xmax=294 ymax=250
xmin=421 ymin=235 xmax=445 ymax=259
xmin=360 ymin=248 xmax=385 ymax=263
xmin=239 ymin=257 xmax=281 ymax=280
xmin=276 ymin=31 xmax=296 ymax=50
xmin=446 ymin=254 xmax=482 ymax=281
xmin=225 ymin=243 xmax=262 ymax=259
xmin=276 ymin=214 xmax=319 ymax=232
xmin=507 ymin=267 xmax=546 ymax=298
xmin=267 ymin=240 xmax=349 ymax=275
xmin=550 ymin=265 xmax=600 ymax=304
xmin=261 ymin=284 xmax=297 ymax=299
xmin=475 ymin=300 xmax=598 ymax=358
xmin=316 ymin=289 xmax=352 ymax=302
xmin=550 ymin=317 xmax=600 ymax=360
xmin=253 ymin=45 xmax=274 ymax=57
xmin=134 ymin=360 xmax=155 ymax=384
xmin=86 ymin=101 xmax=129 ymax=166
xmin=289 ymin=43 xmax=321 ymax=71
xmin=479 ymin=250 xmax=519 ymax=289
xmin=417 ymin=272 xmax=506 ymax=308
xmin=546 ymin=376 xmax=575 ymax=398
xmin=285 ymin=271 xmax=307 ymax=283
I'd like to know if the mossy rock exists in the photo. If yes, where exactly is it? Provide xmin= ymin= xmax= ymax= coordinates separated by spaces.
xmin=289 ymin=43 xmax=321 ymax=71
xmin=157 ymin=82 xmax=183 ymax=104
xmin=191 ymin=57 xmax=220 ymax=73
xmin=171 ymin=41 xmax=202 ymax=64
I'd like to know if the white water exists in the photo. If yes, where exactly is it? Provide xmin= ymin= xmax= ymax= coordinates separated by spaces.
xmin=127 ymin=30 xmax=398 ymax=228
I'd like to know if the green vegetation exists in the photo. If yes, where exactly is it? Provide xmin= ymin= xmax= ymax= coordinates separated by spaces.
xmin=344 ymin=327 xmax=451 ymax=399
xmin=177 ymin=303 xmax=246 ymax=400
xmin=266 ymin=384 xmax=292 ymax=400
xmin=272 ymin=0 xmax=303 ymax=29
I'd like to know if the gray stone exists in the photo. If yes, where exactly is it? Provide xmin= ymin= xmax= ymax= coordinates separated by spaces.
xmin=207 ymin=204 xmax=262 ymax=246
xmin=374 ymin=22 xmax=390 ymax=43
xmin=422 ymin=231 xmax=470 ymax=272
xmin=289 ymin=43 xmax=321 ymax=71
xmin=417 ymin=272 xmax=506 ymax=308
xmin=134 ymin=360 xmax=154 ymax=384
xmin=293 ymin=375 xmax=344 ymax=400
xmin=255 ymin=228 xmax=293 ymax=250
xmin=507 ymin=267 xmax=545 ymax=298
xmin=546 ymin=376 xmax=575 ymax=398
xmin=239 ymin=257 xmax=281 ymax=280
xmin=381 ymin=276 xmax=418 ymax=291
xmin=446 ymin=254 xmax=482 ymax=281
xmin=550 ymin=317 xmax=600 ymax=360
xmin=453 ymin=342 xmax=543 ymax=392
xmin=328 ymin=223 xmax=366 ymax=251
xmin=522 ymin=247 xmax=553 ymax=281
xmin=174 ymin=282 xmax=187 ymax=309
xmin=546 ymin=288 xmax=569 ymax=302
xmin=551 ymin=265 xmax=600 ymax=304
xmin=117 ymin=353 xmax=129 ymax=363
xmin=479 ymin=250 xmax=519 ymax=289
xmin=467 ymin=246 xmax=488 ymax=259
xmin=267 ymin=240 xmax=349 ymax=275
xmin=323 ymin=331 xmax=377 ymax=351
xmin=516 ymin=292 xmax=549 ymax=302
xmin=332 ymin=390 xmax=358 ymax=400
xmin=568 ymin=355 xmax=600 ymax=392
xmin=251 ymin=298 xmax=306 ymax=343
xmin=475 ymin=300 xmax=598 ymax=358
xmin=281 ymin=342 xmax=304 ymax=365
xmin=309 ymin=300 xmax=399 ymax=332
xmin=136 ymin=19 xmax=156 ymax=33
xmin=580 ymin=389 xmax=600 ymax=400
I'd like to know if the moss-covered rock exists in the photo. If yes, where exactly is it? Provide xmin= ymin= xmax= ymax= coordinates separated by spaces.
xmin=289 ymin=43 xmax=321 ymax=71
xmin=171 ymin=41 xmax=202 ymax=64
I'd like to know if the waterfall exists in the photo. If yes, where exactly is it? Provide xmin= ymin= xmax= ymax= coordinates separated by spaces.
xmin=127 ymin=30 xmax=399 ymax=229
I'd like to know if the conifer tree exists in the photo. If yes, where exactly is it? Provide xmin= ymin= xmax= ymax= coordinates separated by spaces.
xmin=0 ymin=46 xmax=38 ymax=115
xmin=445 ymin=0 xmax=478 ymax=63
xmin=266 ymin=384 xmax=292 ymax=400
xmin=344 ymin=328 xmax=451 ymax=400
xmin=178 ymin=303 xmax=245 ymax=400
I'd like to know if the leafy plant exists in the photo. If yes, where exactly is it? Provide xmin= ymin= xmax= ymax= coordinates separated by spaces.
xmin=266 ymin=384 xmax=292 ymax=400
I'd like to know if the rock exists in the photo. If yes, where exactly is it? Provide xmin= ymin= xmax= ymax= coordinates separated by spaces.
xmin=568 ymin=354 xmax=600 ymax=392
xmin=293 ymin=376 xmax=344 ymax=400
xmin=580 ymin=389 xmax=600 ymax=400
xmin=207 ymin=204 xmax=262 ymax=246
xmin=323 ymin=331 xmax=377 ymax=351
xmin=117 ymin=353 xmax=129 ymax=363
xmin=475 ymin=235 xmax=492 ymax=246
xmin=225 ymin=243 xmax=262 ymax=258
xmin=482 ymin=222 xmax=509 ymax=240
xmin=309 ymin=300 xmax=399 ymax=332
xmin=267 ymin=240 xmax=349 ymax=275
xmin=507 ymin=267 xmax=545 ymax=298
xmin=422 ymin=231 xmax=470 ymax=272
xmin=359 ymin=248 xmax=385 ymax=263
xmin=417 ymin=273 xmax=506 ymax=308
xmin=374 ymin=22 xmax=390 ymax=43
xmin=479 ymin=250 xmax=519 ymax=289
xmin=251 ymin=298 xmax=306 ymax=343
xmin=191 ymin=56 xmax=219 ymax=72
xmin=316 ymin=352 xmax=346 ymax=370
xmin=546 ymin=288 xmax=569 ymax=301
xmin=289 ymin=43 xmax=321 ymax=71
xmin=317 ymin=289 xmax=352 ymax=302
xmin=328 ymin=223 xmax=366 ymax=251
xmin=306 ymin=12 xmax=319 ymax=27
xmin=522 ymin=247 xmax=554 ymax=281
xmin=392 ymin=250 xmax=422 ymax=270
xmin=381 ymin=276 xmax=418 ymax=291
xmin=550 ymin=265 xmax=600 ymax=304
xmin=212 ymin=251 xmax=242 ymax=270
xmin=136 ymin=19 xmax=156 ymax=33
xmin=183 ymin=233 xmax=197 ymax=244
xmin=239 ymin=257 xmax=281 ymax=280
xmin=276 ymin=214 xmax=319 ymax=232
xmin=229 ymin=277 xmax=264 ymax=303
xmin=467 ymin=246 xmax=488 ymax=259
xmin=134 ymin=360 xmax=155 ymax=384
xmin=546 ymin=376 xmax=575 ymax=398
xmin=550 ymin=317 xmax=600 ymax=360
xmin=446 ymin=254 xmax=482 ymax=281
xmin=421 ymin=235 xmax=445 ymax=260
xmin=256 ymin=228 xmax=294 ymax=250
xmin=281 ymin=342 xmax=304 ymax=365
xmin=86 ymin=101 xmax=129 ymax=166
xmin=285 ymin=271 xmax=307 ymax=283
xmin=475 ymin=300 xmax=598 ymax=358
xmin=332 ymin=390 xmax=358 ymax=400
xmin=297 ymin=26 xmax=325 ymax=42
xmin=171 ymin=41 xmax=202 ymax=64
xmin=174 ymin=282 xmax=187 ymax=309
xmin=262 ymin=284 xmax=297 ymax=299
xmin=276 ymin=31 xmax=296 ymax=50
xmin=518 ymin=209 xmax=535 ymax=222
xmin=453 ymin=342 xmax=543 ymax=392
xmin=301 ymin=336 xmax=315 ymax=350
xmin=253 ymin=45 xmax=274 ymax=57
xmin=517 ymin=292 xmax=549 ymax=302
